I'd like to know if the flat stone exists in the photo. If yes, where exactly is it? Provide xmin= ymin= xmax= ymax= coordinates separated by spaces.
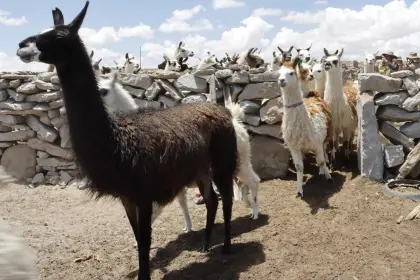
xmin=246 ymin=124 xmax=282 ymax=139
xmin=384 ymin=145 xmax=405 ymax=168
xmin=45 ymin=171 xmax=60 ymax=185
xmin=123 ymin=85 xmax=145 ymax=98
xmin=144 ymin=81 xmax=164 ymax=100
xmin=208 ymin=75 xmax=217 ymax=103
xmin=376 ymin=105 xmax=420 ymax=122
xmin=174 ymin=74 xmax=208 ymax=93
xmin=6 ymin=89 xmax=25 ymax=102
xmin=193 ymin=69 xmax=215 ymax=77
xmin=134 ymin=99 xmax=162 ymax=109
xmin=356 ymin=92 xmax=383 ymax=181
xmin=37 ymin=72 xmax=56 ymax=82
xmin=149 ymin=70 xmax=183 ymax=80
xmin=35 ymin=80 xmax=60 ymax=91
xmin=158 ymin=95 xmax=180 ymax=108
xmin=403 ymin=76 xmax=420 ymax=96
xmin=8 ymin=80 xmax=21 ymax=89
xmin=0 ymin=125 xmax=12 ymax=132
xmin=0 ymin=101 xmax=35 ymax=111
xmin=9 ymin=124 xmax=31 ymax=131
xmin=39 ymin=114 xmax=51 ymax=126
xmin=16 ymin=81 xmax=42 ymax=94
xmin=229 ymin=64 xmax=250 ymax=71
xmin=378 ymin=121 xmax=414 ymax=152
xmin=402 ymin=91 xmax=420 ymax=111
xmin=0 ymin=79 xmax=9 ymax=90
xmin=225 ymin=70 xmax=249 ymax=84
xmin=158 ymin=79 xmax=183 ymax=100
xmin=37 ymin=151 xmax=49 ymax=158
xmin=1 ymin=144 xmax=36 ymax=179
xmin=390 ymin=70 xmax=413 ymax=79
xmin=25 ymin=91 xmax=61 ymax=102
xmin=231 ymin=85 xmax=244 ymax=102
xmin=47 ymin=109 xmax=60 ymax=119
xmin=358 ymin=73 xmax=402 ymax=93
xmin=0 ymin=115 xmax=25 ymax=124
xmin=239 ymin=82 xmax=281 ymax=100
xmin=36 ymin=157 xmax=74 ymax=168
xmin=0 ymin=142 xmax=14 ymax=148
xmin=59 ymin=124 xmax=71 ymax=149
xmin=250 ymin=135 xmax=290 ymax=180
xmin=59 ymin=171 xmax=73 ymax=185
xmin=239 ymin=100 xmax=261 ymax=115
xmin=50 ymin=76 xmax=60 ymax=84
xmin=31 ymin=173 xmax=45 ymax=184
xmin=181 ymin=94 xmax=207 ymax=104
xmin=249 ymin=67 xmax=266 ymax=74
xmin=0 ymin=90 xmax=8 ymax=102
xmin=397 ymin=143 xmax=420 ymax=179
xmin=119 ymin=73 xmax=153 ymax=89
xmin=374 ymin=91 xmax=409 ymax=106
xmin=215 ymin=69 xmax=233 ymax=79
xmin=259 ymin=97 xmax=283 ymax=125
xmin=1 ymin=74 xmax=35 ymax=80
xmin=399 ymin=121 xmax=420 ymax=139
xmin=0 ymin=130 xmax=35 ymax=141
xmin=49 ymin=99 xmax=64 ymax=109
xmin=249 ymin=72 xmax=280 ymax=82
xmin=243 ymin=114 xmax=260 ymax=126
xmin=26 ymin=115 xmax=58 ymax=143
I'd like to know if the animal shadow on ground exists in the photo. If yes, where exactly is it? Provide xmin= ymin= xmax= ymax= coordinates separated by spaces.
xmin=127 ymin=214 xmax=268 ymax=279
xmin=332 ymin=148 xmax=359 ymax=179
xmin=281 ymin=153 xmax=346 ymax=214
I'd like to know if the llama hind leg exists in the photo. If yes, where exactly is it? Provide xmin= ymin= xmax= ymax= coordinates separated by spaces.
xmin=238 ymin=165 xmax=260 ymax=220
xmin=315 ymin=145 xmax=332 ymax=182
xmin=290 ymin=149 xmax=304 ymax=198
xmin=135 ymin=203 xmax=153 ymax=280
xmin=121 ymin=198 xmax=139 ymax=248
xmin=176 ymin=188 xmax=192 ymax=233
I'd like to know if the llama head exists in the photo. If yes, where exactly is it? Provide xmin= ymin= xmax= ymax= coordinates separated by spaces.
xmin=98 ymin=71 xmax=119 ymax=104
xmin=311 ymin=60 xmax=325 ymax=80
xmin=364 ymin=50 xmax=378 ymax=66
xmin=296 ymin=62 xmax=314 ymax=83
xmin=277 ymin=58 xmax=300 ymax=88
xmin=16 ymin=1 xmax=89 ymax=65
xmin=246 ymin=48 xmax=265 ymax=68
xmin=123 ymin=53 xmax=135 ymax=73
xmin=175 ymin=41 xmax=194 ymax=59
xmin=277 ymin=46 xmax=293 ymax=62
xmin=163 ymin=54 xmax=181 ymax=71
xmin=295 ymin=43 xmax=313 ymax=63
xmin=323 ymin=48 xmax=344 ymax=72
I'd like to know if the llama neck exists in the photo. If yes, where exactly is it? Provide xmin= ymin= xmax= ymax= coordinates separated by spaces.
xmin=55 ymin=44 xmax=117 ymax=158
xmin=281 ymin=83 xmax=311 ymax=127
xmin=325 ymin=68 xmax=344 ymax=99
xmin=300 ymin=80 xmax=313 ymax=97
xmin=281 ymin=83 xmax=304 ymax=107
xmin=364 ymin=64 xmax=374 ymax=73
xmin=315 ymin=75 xmax=326 ymax=94
xmin=112 ymin=84 xmax=138 ymax=111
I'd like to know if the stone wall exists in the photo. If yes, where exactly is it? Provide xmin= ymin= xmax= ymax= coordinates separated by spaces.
xmin=0 ymin=65 xmax=297 ymax=186
xmin=358 ymin=69 xmax=420 ymax=181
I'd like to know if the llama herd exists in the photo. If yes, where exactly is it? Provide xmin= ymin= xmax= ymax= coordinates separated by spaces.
xmin=2 ymin=1 xmax=365 ymax=280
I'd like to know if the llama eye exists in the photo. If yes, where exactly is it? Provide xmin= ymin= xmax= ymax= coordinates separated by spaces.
xmin=289 ymin=72 xmax=294 ymax=76
xmin=99 ymin=88 xmax=108 ymax=97
xmin=181 ymin=50 xmax=185 ymax=52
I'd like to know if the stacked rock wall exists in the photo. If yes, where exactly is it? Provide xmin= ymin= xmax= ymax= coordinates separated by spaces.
xmin=0 ymin=65 xmax=294 ymax=186
xmin=358 ymin=69 xmax=420 ymax=181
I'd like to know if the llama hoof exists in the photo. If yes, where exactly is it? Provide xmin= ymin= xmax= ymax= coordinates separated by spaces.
xmin=249 ymin=213 xmax=259 ymax=220
xmin=296 ymin=192 xmax=304 ymax=198
xmin=198 ymin=246 xmax=210 ymax=253
xmin=183 ymin=227 xmax=192 ymax=233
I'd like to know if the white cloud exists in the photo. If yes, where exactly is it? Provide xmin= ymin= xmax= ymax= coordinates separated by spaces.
xmin=280 ymin=10 xmax=326 ymax=24
xmin=159 ymin=5 xmax=213 ymax=33
xmin=79 ymin=23 xmax=153 ymax=46
xmin=252 ymin=8 xmax=283 ymax=17
xmin=213 ymin=0 xmax=246 ymax=9
xmin=314 ymin=0 xmax=328 ymax=4
xmin=0 ymin=10 xmax=27 ymax=26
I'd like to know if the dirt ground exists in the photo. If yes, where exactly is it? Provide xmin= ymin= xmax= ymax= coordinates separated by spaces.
xmin=1 ymin=156 xmax=420 ymax=280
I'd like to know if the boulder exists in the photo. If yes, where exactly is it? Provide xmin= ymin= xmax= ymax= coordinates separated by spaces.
xmin=259 ymin=97 xmax=283 ymax=125
xmin=174 ymin=74 xmax=208 ymax=93
xmin=358 ymin=73 xmax=402 ymax=93
xmin=1 ymin=144 xmax=36 ymax=179
xmin=119 ymin=73 xmax=153 ymax=89
xmin=239 ymin=82 xmax=281 ymax=100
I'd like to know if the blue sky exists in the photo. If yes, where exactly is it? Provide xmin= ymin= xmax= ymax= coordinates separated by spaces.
xmin=1 ymin=0 xmax=419 ymax=70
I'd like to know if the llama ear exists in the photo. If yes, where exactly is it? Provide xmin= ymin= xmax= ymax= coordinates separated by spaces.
xmin=277 ymin=47 xmax=284 ymax=54
xmin=69 ymin=1 xmax=89 ymax=33
xmin=374 ymin=50 xmax=379 ymax=55
xmin=288 ymin=46 xmax=294 ymax=53
xmin=247 ymin=48 xmax=254 ymax=56
xmin=258 ymin=49 xmax=261 ymax=54
xmin=125 ymin=53 xmax=129 ymax=59
xmin=98 ymin=58 xmax=102 ymax=63
xmin=52 ymin=8 xmax=64 ymax=26
xmin=307 ymin=43 xmax=312 ymax=51
xmin=338 ymin=48 xmax=344 ymax=58
xmin=273 ymin=51 xmax=276 ymax=58
xmin=323 ymin=48 xmax=330 ymax=57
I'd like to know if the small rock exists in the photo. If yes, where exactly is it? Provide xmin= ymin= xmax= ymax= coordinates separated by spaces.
xmin=51 ymin=116 xmax=68 ymax=129
xmin=229 ymin=64 xmax=249 ymax=71
xmin=37 ymin=72 xmax=56 ymax=82
xmin=0 ymin=79 xmax=9 ymax=90
xmin=1 ymin=74 xmax=35 ymax=80
xmin=0 ymin=142 xmax=14 ymax=148
xmin=225 ymin=70 xmax=249 ymax=84
xmin=8 ymin=80 xmax=22 ymax=89
xmin=37 ymin=151 xmax=50 ymax=159
xmin=243 ymin=114 xmax=260 ymax=126
xmin=181 ymin=94 xmax=207 ymax=104
xmin=384 ymin=145 xmax=405 ymax=168
xmin=45 ymin=171 xmax=60 ymax=185
xmin=59 ymin=171 xmax=73 ymax=185
xmin=47 ymin=109 xmax=60 ymax=119
xmin=259 ymin=97 xmax=283 ymax=125
xmin=0 ymin=101 xmax=35 ymax=111
xmin=378 ymin=121 xmax=414 ymax=152
xmin=17 ymin=81 xmax=42 ymax=94
xmin=31 ymin=173 xmax=45 ymax=184
xmin=239 ymin=100 xmax=261 ymax=115
xmin=231 ymin=85 xmax=244 ymax=102
xmin=59 ymin=124 xmax=71 ymax=149
xmin=28 ymin=137 xmax=75 ymax=160
xmin=158 ymin=79 xmax=183 ymax=100
xmin=398 ymin=143 xmax=420 ymax=179
xmin=39 ymin=114 xmax=51 ymax=126
xmin=6 ymin=89 xmax=25 ymax=102
xmin=0 ymin=90 xmax=7 ymax=102
xmin=144 ymin=82 xmax=164 ymax=100
xmin=35 ymin=80 xmax=60 ymax=91
xmin=0 ymin=125 xmax=12 ymax=132
xmin=36 ymin=157 xmax=74 ymax=168
xmin=26 ymin=115 xmax=58 ymax=143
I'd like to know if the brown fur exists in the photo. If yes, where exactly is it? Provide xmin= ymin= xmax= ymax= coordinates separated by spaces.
xmin=48 ymin=64 xmax=55 ymax=72
xmin=344 ymin=81 xmax=357 ymax=118
xmin=297 ymin=65 xmax=310 ymax=82
xmin=303 ymin=91 xmax=333 ymax=143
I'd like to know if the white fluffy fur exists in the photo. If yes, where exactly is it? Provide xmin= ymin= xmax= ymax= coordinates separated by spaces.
xmin=323 ymin=48 xmax=358 ymax=161
xmin=363 ymin=50 xmax=378 ymax=73
xmin=98 ymin=72 xmax=260 ymax=235
xmin=312 ymin=62 xmax=326 ymax=98
xmin=278 ymin=62 xmax=332 ymax=197
xmin=163 ymin=54 xmax=181 ymax=72
xmin=0 ymin=218 xmax=39 ymax=280
xmin=296 ymin=44 xmax=314 ymax=65
xmin=174 ymin=41 xmax=194 ymax=60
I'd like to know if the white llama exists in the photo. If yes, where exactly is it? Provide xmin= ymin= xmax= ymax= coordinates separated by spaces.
xmin=277 ymin=59 xmax=333 ymax=197
xmin=163 ymin=54 xmax=181 ymax=71
xmin=123 ymin=53 xmax=135 ymax=73
xmin=312 ymin=59 xmax=326 ymax=98
xmin=295 ymin=43 xmax=314 ymax=65
xmin=323 ymin=48 xmax=358 ymax=164
xmin=363 ymin=50 xmax=378 ymax=73
xmin=98 ymin=72 xmax=260 ymax=232
xmin=0 ymin=218 xmax=39 ymax=280
xmin=237 ymin=48 xmax=265 ymax=68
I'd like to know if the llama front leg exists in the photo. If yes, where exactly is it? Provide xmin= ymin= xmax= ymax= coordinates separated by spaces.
xmin=290 ymin=149 xmax=304 ymax=198
xmin=136 ymin=203 xmax=153 ymax=280
xmin=176 ymin=188 xmax=192 ymax=233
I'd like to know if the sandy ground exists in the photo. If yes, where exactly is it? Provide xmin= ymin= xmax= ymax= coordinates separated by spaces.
xmin=1 ymin=155 xmax=420 ymax=280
